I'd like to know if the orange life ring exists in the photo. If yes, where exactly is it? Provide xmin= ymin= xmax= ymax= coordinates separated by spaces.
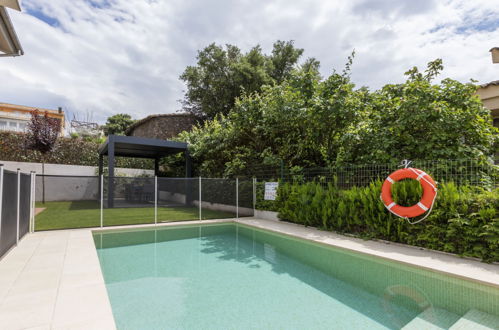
xmin=381 ymin=168 xmax=437 ymax=218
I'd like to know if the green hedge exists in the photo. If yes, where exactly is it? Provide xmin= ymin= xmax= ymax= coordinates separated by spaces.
xmin=274 ymin=180 xmax=499 ymax=262
xmin=0 ymin=132 xmax=152 ymax=169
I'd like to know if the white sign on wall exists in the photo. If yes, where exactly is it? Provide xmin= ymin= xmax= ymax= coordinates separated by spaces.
xmin=264 ymin=182 xmax=279 ymax=200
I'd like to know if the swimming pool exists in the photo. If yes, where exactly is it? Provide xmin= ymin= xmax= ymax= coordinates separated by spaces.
xmin=94 ymin=223 xmax=499 ymax=329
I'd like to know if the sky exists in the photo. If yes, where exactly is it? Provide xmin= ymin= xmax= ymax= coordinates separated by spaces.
xmin=1 ymin=0 xmax=499 ymax=124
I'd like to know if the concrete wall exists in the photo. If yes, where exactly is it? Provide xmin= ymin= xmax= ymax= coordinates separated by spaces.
xmin=254 ymin=210 xmax=279 ymax=221
xmin=0 ymin=161 xmax=152 ymax=202
xmin=159 ymin=191 xmax=185 ymax=204
xmin=159 ymin=190 xmax=253 ymax=216
xmin=36 ymin=176 xmax=99 ymax=202
xmin=193 ymin=200 xmax=253 ymax=217
xmin=0 ymin=161 xmax=153 ymax=176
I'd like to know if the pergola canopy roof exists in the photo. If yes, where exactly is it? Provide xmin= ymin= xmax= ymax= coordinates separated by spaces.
xmin=98 ymin=135 xmax=188 ymax=159
xmin=98 ymin=135 xmax=191 ymax=207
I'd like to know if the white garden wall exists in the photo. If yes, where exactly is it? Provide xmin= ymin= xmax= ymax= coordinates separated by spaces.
xmin=0 ymin=161 xmax=153 ymax=176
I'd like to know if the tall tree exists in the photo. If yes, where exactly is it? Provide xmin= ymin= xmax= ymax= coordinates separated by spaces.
xmin=180 ymin=40 xmax=307 ymax=119
xmin=25 ymin=110 xmax=61 ymax=203
xmin=102 ymin=114 xmax=135 ymax=136
xmin=267 ymin=40 xmax=304 ymax=83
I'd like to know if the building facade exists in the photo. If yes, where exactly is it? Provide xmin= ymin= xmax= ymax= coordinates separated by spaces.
xmin=0 ymin=102 xmax=65 ymax=135
xmin=477 ymin=81 xmax=499 ymax=129
xmin=126 ymin=113 xmax=197 ymax=140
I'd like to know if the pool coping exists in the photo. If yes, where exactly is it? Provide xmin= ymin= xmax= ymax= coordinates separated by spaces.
xmin=1 ymin=217 xmax=498 ymax=329
xmin=233 ymin=218 xmax=499 ymax=289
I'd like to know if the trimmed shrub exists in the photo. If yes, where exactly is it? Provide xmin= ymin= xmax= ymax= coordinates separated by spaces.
xmin=276 ymin=180 xmax=499 ymax=262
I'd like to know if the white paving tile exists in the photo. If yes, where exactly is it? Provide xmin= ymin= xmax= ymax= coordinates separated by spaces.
xmin=8 ymin=268 xmax=62 ymax=296
xmin=0 ymin=289 xmax=57 ymax=330
xmin=52 ymin=283 xmax=114 ymax=328
xmin=0 ymin=229 xmax=115 ymax=329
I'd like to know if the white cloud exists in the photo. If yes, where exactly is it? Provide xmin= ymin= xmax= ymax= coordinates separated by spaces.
xmin=0 ymin=0 xmax=498 ymax=123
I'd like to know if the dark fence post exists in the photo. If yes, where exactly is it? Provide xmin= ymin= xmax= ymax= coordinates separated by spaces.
xmin=108 ymin=135 xmax=115 ymax=208
xmin=16 ymin=168 xmax=20 ymax=245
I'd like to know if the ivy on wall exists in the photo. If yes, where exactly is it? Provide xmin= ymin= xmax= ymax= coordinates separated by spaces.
xmin=0 ymin=132 xmax=152 ymax=169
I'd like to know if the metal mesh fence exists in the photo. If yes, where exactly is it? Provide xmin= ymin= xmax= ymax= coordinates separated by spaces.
xmin=31 ymin=175 xmax=255 ymax=231
xmin=157 ymin=177 xmax=199 ymax=223
xmin=246 ymin=159 xmax=499 ymax=189
xmin=26 ymin=158 xmax=499 ymax=231
xmin=103 ymin=176 xmax=155 ymax=227
xmin=238 ymin=179 xmax=255 ymax=216
xmin=35 ymin=175 xmax=100 ymax=230
xmin=201 ymin=178 xmax=237 ymax=219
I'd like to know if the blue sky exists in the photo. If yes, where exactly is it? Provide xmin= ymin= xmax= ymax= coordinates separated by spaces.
xmin=1 ymin=0 xmax=498 ymax=124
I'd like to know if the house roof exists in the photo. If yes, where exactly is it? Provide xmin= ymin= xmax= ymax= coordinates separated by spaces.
xmin=0 ymin=102 xmax=64 ymax=117
xmin=479 ymin=80 xmax=499 ymax=88
xmin=125 ymin=113 xmax=195 ymax=135
xmin=0 ymin=2 xmax=23 ymax=57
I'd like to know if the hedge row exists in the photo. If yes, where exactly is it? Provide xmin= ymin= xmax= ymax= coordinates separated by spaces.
xmin=268 ymin=180 xmax=498 ymax=262
xmin=0 ymin=132 xmax=152 ymax=169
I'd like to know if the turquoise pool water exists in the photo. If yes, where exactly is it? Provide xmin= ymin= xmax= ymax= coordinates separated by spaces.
xmin=94 ymin=223 xmax=499 ymax=330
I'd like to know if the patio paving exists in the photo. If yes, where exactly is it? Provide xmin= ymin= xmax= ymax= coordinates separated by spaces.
xmin=0 ymin=229 xmax=115 ymax=330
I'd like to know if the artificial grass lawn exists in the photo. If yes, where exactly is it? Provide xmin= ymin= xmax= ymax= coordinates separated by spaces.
xmin=35 ymin=201 xmax=236 ymax=231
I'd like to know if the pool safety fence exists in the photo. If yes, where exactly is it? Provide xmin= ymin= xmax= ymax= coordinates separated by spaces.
xmin=0 ymin=165 xmax=35 ymax=259
xmin=33 ymin=175 xmax=256 ymax=230
xmin=9 ymin=157 xmax=499 ymax=232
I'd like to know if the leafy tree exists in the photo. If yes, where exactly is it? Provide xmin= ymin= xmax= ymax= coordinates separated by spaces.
xmin=178 ymin=58 xmax=498 ymax=177
xmin=102 ymin=113 xmax=135 ymax=136
xmin=180 ymin=40 xmax=310 ymax=119
xmin=267 ymin=40 xmax=304 ymax=83
xmin=179 ymin=59 xmax=362 ymax=176
xmin=339 ymin=59 xmax=499 ymax=164
xmin=25 ymin=110 xmax=61 ymax=203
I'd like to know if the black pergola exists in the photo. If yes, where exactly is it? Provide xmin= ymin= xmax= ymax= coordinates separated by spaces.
xmin=98 ymin=135 xmax=191 ymax=207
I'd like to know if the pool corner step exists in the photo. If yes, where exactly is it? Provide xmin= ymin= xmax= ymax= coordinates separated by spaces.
xmin=448 ymin=309 xmax=499 ymax=330
xmin=401 ymin=307 xmax=460 ymax=330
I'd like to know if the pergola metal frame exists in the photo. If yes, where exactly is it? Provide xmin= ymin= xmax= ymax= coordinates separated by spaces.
xmin=98 ymin=135 xmax=191 ymax=207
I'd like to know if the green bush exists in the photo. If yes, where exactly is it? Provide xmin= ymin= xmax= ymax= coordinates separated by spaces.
xmin=276 ymin=180 xmax=499 ymax=262
xmin=0 ymin=132 xmax=151 ymax=169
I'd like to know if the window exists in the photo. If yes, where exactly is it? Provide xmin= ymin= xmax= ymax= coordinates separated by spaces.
xmin=0 ymin=120 xmax=29 ymax=132
xmin=494 ymin=117 xmax=499 ymax=129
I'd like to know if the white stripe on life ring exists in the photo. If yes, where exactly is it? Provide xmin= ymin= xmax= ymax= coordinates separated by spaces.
xmin=386 ymin=176 xmax=394 ymax=184
xmin=417 ymin=202 xmax=428 ymax=211
xmin=387 ymin=202 xmax=396 ymax=210
xmin=416 ymin=171 xmax=427 ymax=181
